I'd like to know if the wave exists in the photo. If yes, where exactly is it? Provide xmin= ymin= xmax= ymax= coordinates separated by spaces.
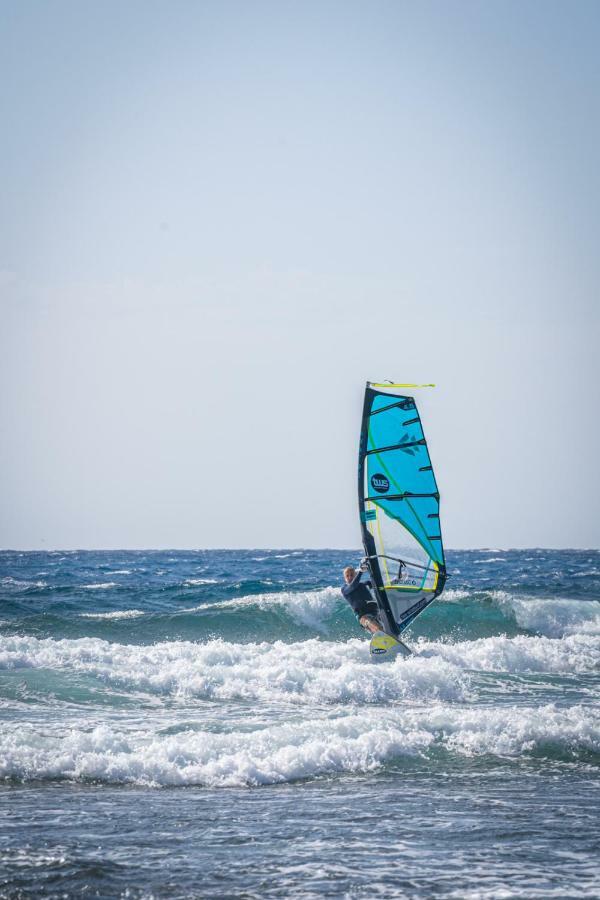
xmin=0 ymin=621 xmax=597 ymax=713
xmin=1 ymin=702 xmax=598 ymax=787
xmin=1 ymin=585 xmax=598 ymax=646
xmin=167 ymin=586 xmax=600 ymax=643
xmin=1 ymin=577 xmax=48 ymax=591
xmin=495 ymin=594 xmax=600 ymax=638
xmin=0 ymin=634 xmax=467 ymax=705
xmin=435 ymin=590 xmax=600 ymax=641
xmin=420 ymin=632 xmax=599 ymax=674
xmin=197 ymin=586 xmax=340 ymax=629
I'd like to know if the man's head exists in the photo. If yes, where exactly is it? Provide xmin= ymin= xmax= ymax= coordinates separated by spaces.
xmin=343 ymin=566 xmax=356 ymax=584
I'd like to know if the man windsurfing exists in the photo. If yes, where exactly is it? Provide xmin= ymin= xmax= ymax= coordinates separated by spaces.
xmin=341 ymin=563 xmax=382 ymax=634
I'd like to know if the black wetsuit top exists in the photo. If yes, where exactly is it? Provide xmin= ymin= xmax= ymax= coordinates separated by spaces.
xmin=341 ymin=571 xmax=379 ymax=619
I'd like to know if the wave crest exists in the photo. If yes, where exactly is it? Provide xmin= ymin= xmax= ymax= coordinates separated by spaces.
xmin=0 ymin=634 xmax=467 ymax=705
xmin=2 ymin=703 xmax=597 ymax=787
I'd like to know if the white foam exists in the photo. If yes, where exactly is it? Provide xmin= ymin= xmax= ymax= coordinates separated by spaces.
xmin=432 ymin=703 xmax=600 ymax=759
xmin=419 ymin=631 xmax=599 ymax=674
xmin=266 ymin=587 xmax=340 ymax=631
xmin=439 ymin=589 xmax=471 ymax=603
xmin=79 ymin=610 xmax=145 ymax=621
xmin=488 ymin=592 xmax=600 ymax=638
xmin=0 ymin=634 xmax=467 ymax=705
xmin=184 ymin=586 xmax=340 ymax=633
xmin=1 ymin=702 xmax=597 ymax=788
xmin=184 ymin=578 xmax=219 ymax=586
xmin=1 ymin=577 xmax=47 ymax=589
xmin=1 ymin=848 xmax=68 ymax=868
xmin=81 ymin=583 xmax=117 ymax=590
xmin=441 ymin=589 xmax=600 ymax=639
xmin=0 ymin=715 xmax=429 ymax=787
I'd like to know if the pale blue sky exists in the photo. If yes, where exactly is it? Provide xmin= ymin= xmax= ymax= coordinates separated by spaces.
xmin=1 ymin=0 xmax=599 ymax=549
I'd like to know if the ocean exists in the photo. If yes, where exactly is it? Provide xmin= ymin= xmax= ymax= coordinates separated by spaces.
xmin=0 ymin=548 xmax=599 ymax=899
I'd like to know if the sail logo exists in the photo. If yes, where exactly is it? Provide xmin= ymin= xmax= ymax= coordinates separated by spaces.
xmin=399 ymin=432 xmax=419 ymax=455
xmin=371 ymin=473 xmax=389 ymax=493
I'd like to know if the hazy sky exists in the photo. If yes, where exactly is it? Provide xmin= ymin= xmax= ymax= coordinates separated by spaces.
xmin=1 ymin=0 xmax=599 ymax=550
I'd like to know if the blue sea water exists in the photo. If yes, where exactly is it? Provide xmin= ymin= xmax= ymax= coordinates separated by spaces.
xmin=0 ymin=548 xmax=599 ymax=898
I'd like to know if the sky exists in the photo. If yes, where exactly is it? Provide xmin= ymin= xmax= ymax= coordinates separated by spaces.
xmin=1 ymin=0 xmax=599 ymax=550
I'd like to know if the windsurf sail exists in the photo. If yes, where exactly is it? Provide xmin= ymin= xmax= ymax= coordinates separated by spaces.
xmin=358 ymin=382 xmax=446 ymax=636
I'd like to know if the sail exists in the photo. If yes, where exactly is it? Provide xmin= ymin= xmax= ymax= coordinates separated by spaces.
xmin=358 ymin=383 xmax=446 ymax=636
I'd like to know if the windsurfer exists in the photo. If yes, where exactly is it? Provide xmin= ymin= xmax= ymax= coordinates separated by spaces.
xmin=341 ymin=565 xmax=381 ymax=634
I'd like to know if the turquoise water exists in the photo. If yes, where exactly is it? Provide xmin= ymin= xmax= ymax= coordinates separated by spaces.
xmin=1 ymin=549 xmax=599 ymax=897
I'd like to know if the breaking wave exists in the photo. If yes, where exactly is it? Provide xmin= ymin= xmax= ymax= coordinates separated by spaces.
xmin=4 ymin=584 xmax=596 ymax=646
xmin=1 ymin=702 xmax=598 ymax=787
xmin=0 ymin=633 xmax=467 ymax=704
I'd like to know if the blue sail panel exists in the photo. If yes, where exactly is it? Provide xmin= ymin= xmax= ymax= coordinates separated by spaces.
xmin=358 ymin=383 xmax=446 ymax=635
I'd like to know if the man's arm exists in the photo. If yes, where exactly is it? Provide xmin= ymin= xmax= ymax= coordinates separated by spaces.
xmin=359 ymin=559 xmax=373 ymax=589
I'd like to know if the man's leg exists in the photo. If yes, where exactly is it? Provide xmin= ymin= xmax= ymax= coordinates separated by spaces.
xmin=359 ymin=615 xmax=381 ymax=635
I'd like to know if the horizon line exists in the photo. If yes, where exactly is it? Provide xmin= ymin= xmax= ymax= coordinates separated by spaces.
xmin=1 ymin=546 xmax=599 ymax=553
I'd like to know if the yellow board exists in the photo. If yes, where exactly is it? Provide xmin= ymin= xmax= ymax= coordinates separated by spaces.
xmin=369 ymin=631 xmax=412 ymax=660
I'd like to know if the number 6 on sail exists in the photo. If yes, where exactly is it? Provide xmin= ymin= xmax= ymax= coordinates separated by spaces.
xmin=358 ymin=381 xmax=447 ymax=658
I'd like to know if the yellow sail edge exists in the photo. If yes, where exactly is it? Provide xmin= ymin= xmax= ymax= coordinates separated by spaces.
xmin=369 ymin=382 xmax=436 ymax=389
